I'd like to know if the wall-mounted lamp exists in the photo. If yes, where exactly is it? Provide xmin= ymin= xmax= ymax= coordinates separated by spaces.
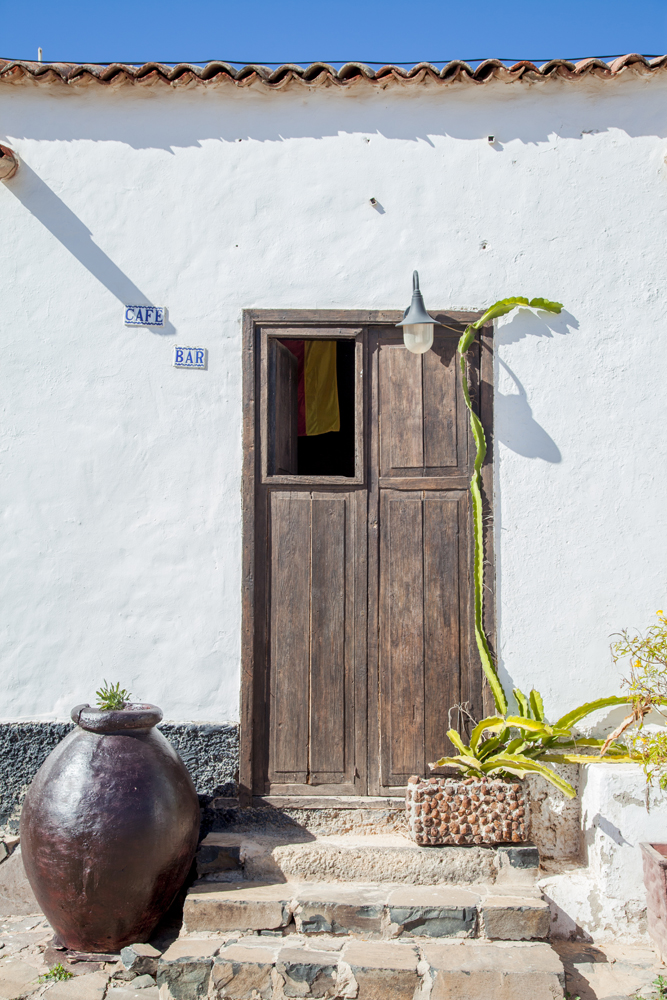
xmin=396 ymin=270 xmax=441 ymax=354
xmin=0 ymin=144 xmax=19 ymax=181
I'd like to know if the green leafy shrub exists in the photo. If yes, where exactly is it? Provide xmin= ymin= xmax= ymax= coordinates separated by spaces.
xmin=627 ymin=729 xmax=667 ymax=790
xmin=40 ymin=964 xmax=73 ymax=982
xmin=455 ymin=297 xmax=562 ymax=714
xmin=95 ymin=680 xmax=131 ymax=710
xmin=610 ymin=611 xmax=667 ymax=787
xmin=613 ymin=610 xmax=667 ymax=708
xmin=635 ymin=973 xmax=667 ymax=1000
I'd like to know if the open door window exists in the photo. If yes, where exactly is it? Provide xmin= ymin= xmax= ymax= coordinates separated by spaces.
xmin=267 ymin=339 xmax=299 ymax=475
xmin=261 ymin=327 xmax=364 ymax=484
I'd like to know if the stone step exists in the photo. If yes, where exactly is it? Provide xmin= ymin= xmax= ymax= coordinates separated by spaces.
xmin=196 ymin=830 xmax=540 ymax=885
xmin=183 ymin=879 xmax=550 ymax=941
xmin=208 ymin=795 xmax=408 ymax=837
xmin=157 ymin=934 xmax=565 ymax=1000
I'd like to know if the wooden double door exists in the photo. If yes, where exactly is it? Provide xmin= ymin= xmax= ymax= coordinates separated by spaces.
xmin=243 ymin=312 xmax=492 ymax=802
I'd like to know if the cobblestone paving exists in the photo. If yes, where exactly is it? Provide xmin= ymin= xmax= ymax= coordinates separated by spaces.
xmin=1 ymin=837 xmax=666 ymax=999
xmin=555 ymin=941 xmax=666 ymax=1000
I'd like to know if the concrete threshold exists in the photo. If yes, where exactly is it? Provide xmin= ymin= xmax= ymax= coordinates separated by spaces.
xmin=252 ymin=795 xmax=405 ymax=809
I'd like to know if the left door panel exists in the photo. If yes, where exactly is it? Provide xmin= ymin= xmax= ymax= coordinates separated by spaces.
xmin=267 ymin=490 xmax=365 ymax=793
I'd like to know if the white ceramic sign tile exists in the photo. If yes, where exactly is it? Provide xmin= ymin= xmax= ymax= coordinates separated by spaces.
xmin=124 ymin=305 xmax=165 ymax=327
xmin=173 ymin=346 xmax=207 ymax=369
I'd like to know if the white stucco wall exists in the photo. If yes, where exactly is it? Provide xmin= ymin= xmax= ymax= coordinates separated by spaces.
xmin=1 ymin=71 xmax=666 ymax=722
xmin=540 ymin=763 xmax=667 ymax=942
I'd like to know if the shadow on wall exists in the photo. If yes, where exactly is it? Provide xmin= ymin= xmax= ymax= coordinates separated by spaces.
xmin=496 ymin=360 xmax=562 ymax=463
xmin=590 ymin=813 xmax=632 ymax=847
xmin=493 ymin=306 xmax=579 ymax=700
xmin=495 ymin=307 xmax=579 ymax=463
xmin=4 ymin=160 xmax=175 ymax=335
xmin=2 ymin=80 xmax=667 ymax=148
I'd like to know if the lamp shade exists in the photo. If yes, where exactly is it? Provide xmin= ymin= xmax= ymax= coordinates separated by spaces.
xmin=396 ymin=271 xmax=440 ymax=354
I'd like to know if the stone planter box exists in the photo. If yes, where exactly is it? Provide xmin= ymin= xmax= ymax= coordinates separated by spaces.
xmin=406 ymin=776 xmax=529 ymax=845
xmin=640 ymin=842 xmax=667 ymax=961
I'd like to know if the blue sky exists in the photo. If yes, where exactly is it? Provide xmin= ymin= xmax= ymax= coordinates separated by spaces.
xmin=0 ymin=0 xmax=665 ymax=66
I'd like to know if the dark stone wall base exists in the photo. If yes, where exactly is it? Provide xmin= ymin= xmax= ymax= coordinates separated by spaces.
xmin=0 ymin=721 xmax=239 ymax=834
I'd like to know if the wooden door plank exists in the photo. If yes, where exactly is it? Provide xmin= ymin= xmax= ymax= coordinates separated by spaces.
xmin=262 ymin=327 xmax=363 ymax=339
xmin=354 ymin=335 xmax=365 ymax=483
xmin=377 ymin=476 xmax=469 ymax=491
xmin=380 ymin=491 xmax=425 ymax=784
xmin=458 ymin=339 xmax=485 ymax=725
xmin=267 ymin=340 xmax=298 ymax=475
xmin=382 ymin=344 xmax=423 ymax=473
xmin=252 ymin=483 xmax=271 ymax=795
xmin=240 ymin=311 xmax=257 ymax=807
xmin=424 ymin=493 xmax=463 ymax=765
xmin=423 ymin=338 xmax=458 ymax=469
xmin=269 ymin=492 xmax=311 ymax=782
xmin=310 ymin=494 xmax=347 ymax=778
xmin=479 ymin=324 xmax=496 ymax=719
xmin=459 ymin=484 xmax=482 ymax=729
xmin=367 ymin=329 xmax=381 ymax=796
xmin=352 ymin=486 xmax=368 ymax=793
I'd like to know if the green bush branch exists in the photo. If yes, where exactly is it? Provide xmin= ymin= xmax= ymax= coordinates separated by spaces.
xmin=431 ymin=295 xmax=645 ymax=795
xmin=611 ymin=611 xmax=667 ymax=787
xmin=457 ymin=296 xmax=562 ymax=715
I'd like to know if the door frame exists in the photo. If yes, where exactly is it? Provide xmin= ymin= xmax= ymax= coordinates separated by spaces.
xmin=239 ymin=309 xmax=495 ymax=807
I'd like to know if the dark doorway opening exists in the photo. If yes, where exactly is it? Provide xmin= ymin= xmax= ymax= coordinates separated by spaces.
xmin=271 ymin=337 xmax=356 ymax=478
xmin=297 ymin=339 xmax=355 ymax=477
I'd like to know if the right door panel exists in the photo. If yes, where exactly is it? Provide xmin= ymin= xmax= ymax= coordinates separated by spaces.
xmin=371 ymin=327 xmax=484 ymax=793
xmin=378 ymin=332 xmax=469 ymax=480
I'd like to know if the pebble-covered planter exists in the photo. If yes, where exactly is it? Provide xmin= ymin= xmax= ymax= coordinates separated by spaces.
xmin=406 ymin=775 xmax=529 ymax=845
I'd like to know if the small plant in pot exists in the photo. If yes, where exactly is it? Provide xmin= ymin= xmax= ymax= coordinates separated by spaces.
xmin=407 ymin=296 xmax=634 ymax=846
xmin=94 ymin=679 xmax=132 ymax=710
xmin=20 ymin=681 xmax=200 ymax=953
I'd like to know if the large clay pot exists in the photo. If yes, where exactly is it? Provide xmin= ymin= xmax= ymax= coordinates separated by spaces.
xmin=20 ymin=703 xmax=200 ymax=952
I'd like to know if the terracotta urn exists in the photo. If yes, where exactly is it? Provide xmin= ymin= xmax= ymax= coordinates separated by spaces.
xmin=406 ymin=775 xmax=529 ymax=845
xmin=20 ymin=703 xmax=200 ymax=953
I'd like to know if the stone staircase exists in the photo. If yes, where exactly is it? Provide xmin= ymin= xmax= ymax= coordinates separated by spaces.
xmin=156 ymin=827 xmax=566 ymax=999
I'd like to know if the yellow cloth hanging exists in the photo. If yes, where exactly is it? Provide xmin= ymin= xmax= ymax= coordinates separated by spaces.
xmin=304 ymin=340 xmax=340 ymax=436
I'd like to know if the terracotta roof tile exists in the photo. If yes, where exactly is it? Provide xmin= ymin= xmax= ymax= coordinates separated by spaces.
xmin=0 ymin=54 xmax=665 ymax=90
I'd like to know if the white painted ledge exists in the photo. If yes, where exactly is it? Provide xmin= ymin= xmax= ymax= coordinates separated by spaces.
xmin=539 ymin=763 xmax=667 ymax=943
